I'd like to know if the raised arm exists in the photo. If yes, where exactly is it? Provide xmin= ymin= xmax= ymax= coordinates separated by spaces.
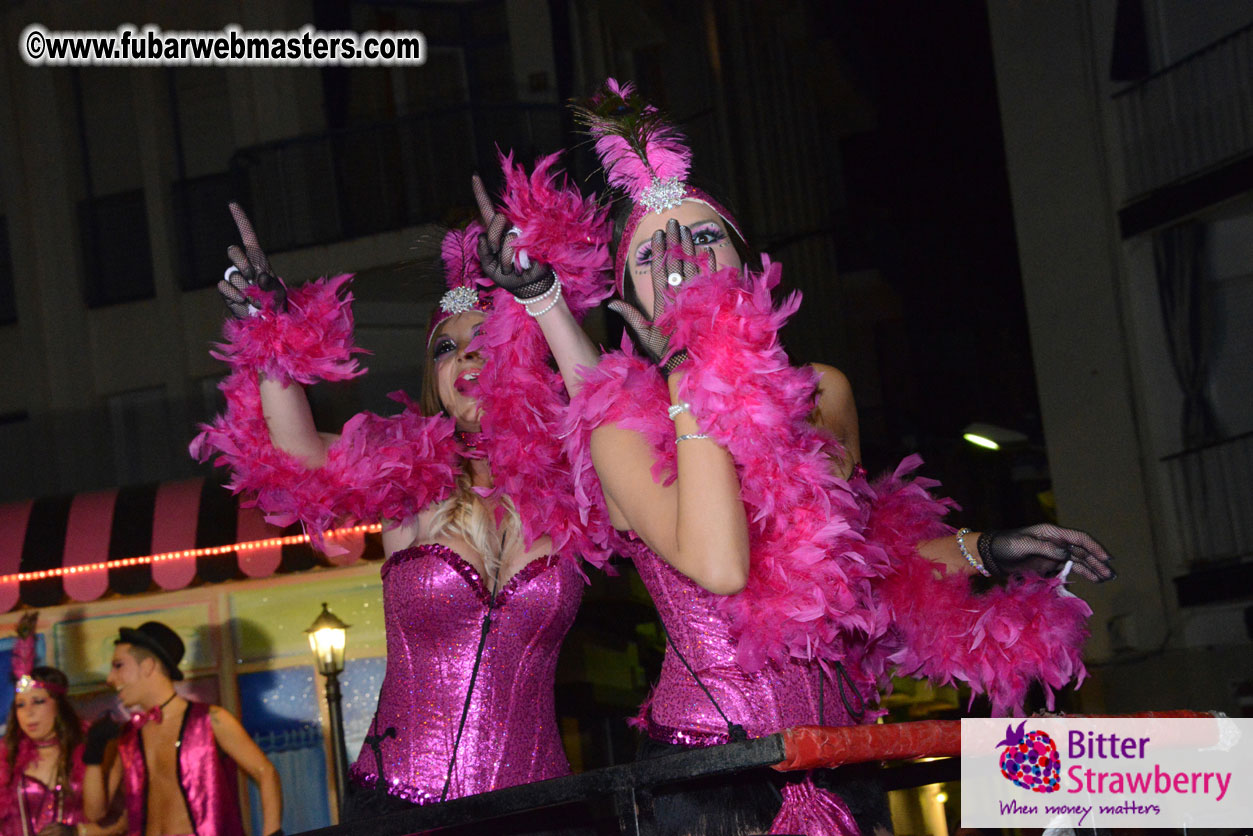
xmin=470 ymin=158 xmax=611 ymax=397
xmin=219 ymin=203 xmax=336 ymax=467
xmin=473 ymin=175 xmax=599 ymax=392
xmin=209 ymin=706 xmax=282 ymax=836
xmin=191 ymin=206 xmax=460 ymax=548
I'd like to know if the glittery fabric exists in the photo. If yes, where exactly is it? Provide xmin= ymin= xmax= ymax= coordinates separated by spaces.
xmin=117 ymin=702 xmax=244 ymax=836
xmin=1 ymin=773 xmax=83 ymax=836
xmin=631 ymin=548 xmax=859 ymax=743
xmin=347 ymin=543 xmax=582 ymax=803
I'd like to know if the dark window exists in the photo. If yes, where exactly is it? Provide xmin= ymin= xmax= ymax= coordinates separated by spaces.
xmin=167 ymin=68 xmax=239 ymax=290
xmin=72 ymin=69 xmax=154 ymax=308
xmin=0 ymin=216 xmax=15 ymax=324
xmin=172 ymin=172 xmax=239 ymax=291
xmin=79 ymin=190 xmax=155 ymax=307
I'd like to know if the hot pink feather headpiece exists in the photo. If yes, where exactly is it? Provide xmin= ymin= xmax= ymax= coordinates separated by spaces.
xmin=426 ymin=221 xmax=493 ymax=344
xmin=574 ymin=78 xmax=744 ymax=294
xmin=11 ymin=613 xmax=65 ymax=697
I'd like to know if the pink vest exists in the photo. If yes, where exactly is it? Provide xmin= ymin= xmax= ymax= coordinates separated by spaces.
xmin=117 ymin=702 xmax=243 ymax=836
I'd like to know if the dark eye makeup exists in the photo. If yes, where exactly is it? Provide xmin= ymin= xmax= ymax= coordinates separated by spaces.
xmin=432 ymin=337 xmax=456 ymax=359
xmin=634 ymin=221 xmax=727 ymax=267
xmin=690 ymin=222 xmax=728 ymax=247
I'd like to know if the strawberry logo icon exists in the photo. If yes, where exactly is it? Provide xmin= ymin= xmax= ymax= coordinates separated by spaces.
xmin=996 ymin=720 xmax=1060 ymax=793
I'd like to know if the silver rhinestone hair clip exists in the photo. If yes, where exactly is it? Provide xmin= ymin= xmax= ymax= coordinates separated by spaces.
xmin=639 ymin=176 xmax=685 ymax=213
xmin=439 ymin=285 xmax=481 ymax=315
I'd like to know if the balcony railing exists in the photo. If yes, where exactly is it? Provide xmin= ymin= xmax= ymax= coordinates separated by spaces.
xmin=1113 ymin=21 xmax=1253 ymax=199
xmin=1161 ymin=429 xmax=1253 ymax=567
xmin=224 ymin=102 xmax=564 ymax=254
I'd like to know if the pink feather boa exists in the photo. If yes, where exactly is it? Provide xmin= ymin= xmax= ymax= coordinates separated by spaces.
xmin=564 ymin=262 xmax=1093 ymax=715
xmin=468 ymin=150 xmax=615 ymax=564
xmin=583 ymin=79 xmax=693 ymax=203
xmin=497 ymin=151 xmax=614 ymax=318
xmin=661 ymin=261 xmax=898 ymax=689
xmin=206 ymin=274 xmax=364 ymax=387
xmin=190 ymin=277 xmax=460 ymax=547
xmin=474 ymin=292 xmax=611 ymax=565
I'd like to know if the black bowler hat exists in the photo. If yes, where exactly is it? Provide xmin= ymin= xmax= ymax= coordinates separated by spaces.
xmin=117 ymin=622 xmax=185 ymax=681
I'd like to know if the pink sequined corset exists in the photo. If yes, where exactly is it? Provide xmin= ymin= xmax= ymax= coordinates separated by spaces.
xmin=348 ymin=543 xmax=582 ymax=803
xmin=6 ymin=773 xmax=83 ymax=836
xmin=632 ymin=549 xmax=858 ymax=745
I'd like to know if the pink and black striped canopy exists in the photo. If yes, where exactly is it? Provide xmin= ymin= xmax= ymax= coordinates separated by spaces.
xmin=0 ymin=478 xmax=384 ymax=612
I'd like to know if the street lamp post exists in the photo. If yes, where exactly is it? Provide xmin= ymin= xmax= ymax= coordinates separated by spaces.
xmin=306 ymin=602 xmax=350 ymax=817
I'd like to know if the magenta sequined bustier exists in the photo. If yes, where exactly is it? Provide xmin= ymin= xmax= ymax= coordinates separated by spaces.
xmin=348 ymin=543 xmax=582 ymax=803
xmin=2 ymin=773 xmax=83 ymax=836
xmin=632 ymin=549 xmax=858 ymax=745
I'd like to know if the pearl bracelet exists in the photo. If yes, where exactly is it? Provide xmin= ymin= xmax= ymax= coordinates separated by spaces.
xmin=524 ymin=278 xmax=563 ymax=317
xmin=516 ymin=275 xmax=560 ymax=306
xmin=956 ymin=528 xmax=991 ymax=577
xmin=668 ymin=402 xmax=691 ymax=420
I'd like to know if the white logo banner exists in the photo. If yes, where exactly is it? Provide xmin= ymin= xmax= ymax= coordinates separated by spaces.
xmin=960 ymin=717 xmax=1251 ymax=828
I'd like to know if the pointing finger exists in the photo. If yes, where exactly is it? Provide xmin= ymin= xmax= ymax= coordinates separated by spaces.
xmin=471 ymin=174 xmax=496 ymax=228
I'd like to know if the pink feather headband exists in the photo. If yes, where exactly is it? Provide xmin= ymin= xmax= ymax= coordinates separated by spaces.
xmin=426 ymin=221 xmax=493 ymax=345
xmin=574 ymin=79 xmax=744 ymax=294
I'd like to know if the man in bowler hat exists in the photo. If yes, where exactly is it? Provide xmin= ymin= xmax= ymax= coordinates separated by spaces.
xmin=81 ymin=621 xmax=282 ymax=836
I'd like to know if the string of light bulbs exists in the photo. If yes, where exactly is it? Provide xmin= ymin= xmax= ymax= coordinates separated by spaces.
xmin=0 ymin=523 xmax=383 ymax=583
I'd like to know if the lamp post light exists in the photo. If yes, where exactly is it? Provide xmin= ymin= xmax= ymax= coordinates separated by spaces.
xmin=306 ymin=602 xmax=350 ymax=816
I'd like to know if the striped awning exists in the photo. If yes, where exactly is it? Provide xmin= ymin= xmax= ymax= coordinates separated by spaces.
xmin=0 ymin=477 xmax=384 ymax=612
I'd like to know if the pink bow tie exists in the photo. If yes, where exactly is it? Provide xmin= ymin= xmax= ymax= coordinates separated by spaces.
xmin=129 ymin=705 xmax=163 ymax=729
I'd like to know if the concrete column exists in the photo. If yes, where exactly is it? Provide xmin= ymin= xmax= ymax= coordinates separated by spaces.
xmin=984 ymin=1 xmax=1167 ymax=662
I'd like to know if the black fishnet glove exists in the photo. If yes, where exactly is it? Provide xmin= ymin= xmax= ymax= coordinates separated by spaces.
xmin=219 ymin=203 xmax=287 ymax=318
xmin=471 ymin=174 xmax=556 ymax=300
xmin=977 ymin=523 xmax=1116 ymax=582
xmin=608 ymin=219 xmax=710 ymax=374
xmin=83 ymin=714 xmax=123 ymax=765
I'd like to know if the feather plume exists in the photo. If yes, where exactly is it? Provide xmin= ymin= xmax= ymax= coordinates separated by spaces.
xmin=11 ymin=612 xmax=37 ymax=681
xmin=572 ymin=79 xmax=692 ymax=202
xmin=440 ymin=221 xmax=488 ymax=290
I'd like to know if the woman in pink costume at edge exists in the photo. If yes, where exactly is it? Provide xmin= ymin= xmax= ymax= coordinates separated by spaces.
xmin=189 ymin=164 xmax=612 ymax=820
xmin=1 ymin=614 xmax=121 ymax=836
xmin=472 ymin=79 xmax=1116 ymax=836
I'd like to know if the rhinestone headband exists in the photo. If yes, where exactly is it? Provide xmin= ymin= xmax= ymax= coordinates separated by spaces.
xmin=15 ymin=674 xmax=66 ymax=698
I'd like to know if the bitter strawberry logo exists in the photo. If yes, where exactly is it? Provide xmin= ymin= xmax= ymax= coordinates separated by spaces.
xmin=996 ymin=721 xmax=1061 ymax=793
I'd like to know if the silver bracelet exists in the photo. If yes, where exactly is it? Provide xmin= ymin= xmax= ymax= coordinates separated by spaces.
xmin=667 ymin=402 xmax=691 ymax=421
xmin=675 ymin=433 xmax=710 ymax=443
xmin=524 ymin=278 xmax=563 ymax=317
xmin=956 ymin=528 xmax=991 ymax=577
